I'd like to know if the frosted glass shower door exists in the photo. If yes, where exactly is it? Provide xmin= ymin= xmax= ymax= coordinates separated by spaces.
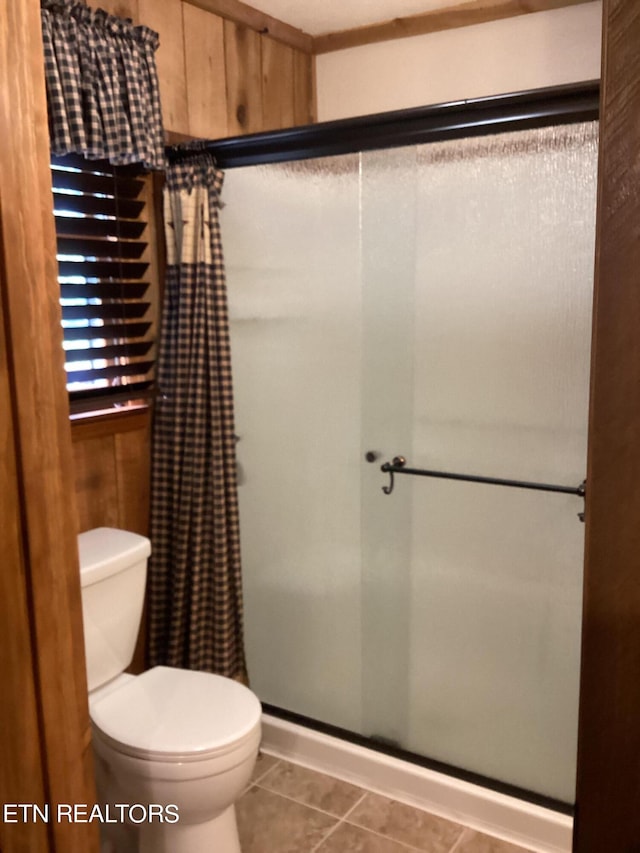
xmin=222 ymin=157 xmax=365 ymax=733
xmin=222 ymin=119 xmax=598 ymax=806
xmin=360 ymin=122 xmax=597 ymax=803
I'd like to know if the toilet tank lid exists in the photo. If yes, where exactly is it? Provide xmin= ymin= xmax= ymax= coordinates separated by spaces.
xmin=78 ymin=527 xmax=151 ymax=586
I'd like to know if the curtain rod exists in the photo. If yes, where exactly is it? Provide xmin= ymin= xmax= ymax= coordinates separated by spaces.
xmin=166 ymin=80 xmax=599 ymax=169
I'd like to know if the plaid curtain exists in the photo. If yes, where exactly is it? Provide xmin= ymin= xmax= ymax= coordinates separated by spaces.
xmin=148 ymin=154 xmax=247 ymax=682
xmin=41 ymin=0 xmax=165 ymax=170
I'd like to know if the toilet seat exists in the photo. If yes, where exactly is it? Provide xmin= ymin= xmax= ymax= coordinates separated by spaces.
xmin=90 ymin=666 xmax=262 ymax=762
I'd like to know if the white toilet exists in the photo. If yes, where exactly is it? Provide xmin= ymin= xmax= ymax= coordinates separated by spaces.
xmin=78 ymin=527 xmax=261 ymax=853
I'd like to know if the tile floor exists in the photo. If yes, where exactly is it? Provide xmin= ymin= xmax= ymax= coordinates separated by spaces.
xmin=237 ymin=752 xmax=535 ymax=853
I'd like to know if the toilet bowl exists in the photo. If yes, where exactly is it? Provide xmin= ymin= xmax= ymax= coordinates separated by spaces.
xmin=78 ymin=528 xmax=261 ymax=853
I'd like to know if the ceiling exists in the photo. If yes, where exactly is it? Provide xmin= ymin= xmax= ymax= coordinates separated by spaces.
xmin=251 ymin=0 xmax=466 ymax=35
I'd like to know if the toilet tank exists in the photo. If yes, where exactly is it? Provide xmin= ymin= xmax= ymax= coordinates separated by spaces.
xmin=78 ymin=527 xmax=151 ymax=692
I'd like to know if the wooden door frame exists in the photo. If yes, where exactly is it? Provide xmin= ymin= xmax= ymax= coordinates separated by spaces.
xmin=0 ymin=200 xmax=53 ymax=853
xmin=573 ymin=0 xmax=640 ymax=850
xmin=0 ymin=1 xmax=99 ymax=851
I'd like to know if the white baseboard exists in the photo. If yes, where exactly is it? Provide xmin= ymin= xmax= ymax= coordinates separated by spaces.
xmin=261 ymin=714 xmax=573 ymax=853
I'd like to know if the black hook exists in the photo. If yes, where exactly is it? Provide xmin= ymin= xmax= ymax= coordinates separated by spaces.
xmin=381 ymin=456 xmax=406 ymax=495
xmin=578 ymin=479 xmax=587 ymax=521
xmin=381 ymin=462 xmax=394 ymax=495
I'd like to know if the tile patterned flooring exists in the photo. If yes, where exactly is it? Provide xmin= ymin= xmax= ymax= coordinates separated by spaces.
xmin=237 ymin=753 xmax=535 ymax=853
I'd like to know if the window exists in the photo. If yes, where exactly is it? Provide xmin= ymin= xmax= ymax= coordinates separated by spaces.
xmin=51 ymin=154 xmax=156 ymax=413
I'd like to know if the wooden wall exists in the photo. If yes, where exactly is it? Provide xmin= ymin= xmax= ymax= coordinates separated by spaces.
xmin=97 ymin=0 xmax=315 ymax=138
xmin=1 ymin=209 xmax=52 ymax=853
xmin=72 ymin=411 xmax=151 ymax=535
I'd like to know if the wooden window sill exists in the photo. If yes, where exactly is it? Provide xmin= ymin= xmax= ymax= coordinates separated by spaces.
xmin=70 ymin=404 xmax=151 ymax=441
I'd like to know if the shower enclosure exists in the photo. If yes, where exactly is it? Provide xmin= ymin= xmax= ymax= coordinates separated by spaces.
xmin=217 ymin=83 xmax=599 ymax=811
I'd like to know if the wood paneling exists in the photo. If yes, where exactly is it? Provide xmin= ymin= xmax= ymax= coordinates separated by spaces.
xmin=73 ymin=435 xmax=121 ymax=531
xmin=95 ymin=0 xmax=140 ymax=19
xmin=0 ymin=0 xmax=98 ymax=850
xmin=574 ymin=0 xmax=640 ymax=850
xmin=115 ymin=424 xmax=152 ymax=534
xmin=139 ymin=0 xmax=189 ymax=132
xmin=184 ymin=0 xmax=313 ymax=53
xmin=72 ymin=410 xmax=152 ymax=535
xmin=313 ymin=0 xmax=595 ymax=53
xmin=261 ymin=37 xmax=295 ymax=130
xmin=293 ymin=50 xmax=316 ymax=127
xmin=183 ymin=2 xmax=229 ymax=139
xmin=0 ymin=207 xmax=50 ymax=853
xmin=225 ymin=19 xmax=264 ymax=134
xmin=89 ymin=0 xmax=316 ymax=138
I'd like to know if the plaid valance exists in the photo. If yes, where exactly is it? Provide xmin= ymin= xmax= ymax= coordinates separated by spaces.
xmin=41 ymin=0 xmax=166 ymax=170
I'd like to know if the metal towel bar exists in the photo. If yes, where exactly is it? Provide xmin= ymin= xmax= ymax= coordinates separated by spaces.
xmin=378 ymin=456 xmax=586 ymax=521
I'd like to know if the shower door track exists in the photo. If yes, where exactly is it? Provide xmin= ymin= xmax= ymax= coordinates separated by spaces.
xmin=263 ymin=703 xmax=574 ymax=817
xmin=167 ymin=80 xmax=599 ymax=168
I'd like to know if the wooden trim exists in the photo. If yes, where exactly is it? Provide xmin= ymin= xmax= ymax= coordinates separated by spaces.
xmin=0 ymin=1 xmax=99 ymax=849
xmin=71 ymin=407 xmax=151 ymax=442
xmin=151 ymin=170 xmax=167 ymax=310
xmin=0 ymin=205 xmax=52 ymax=853
xmin=183 ymin=0 xmax=313 ymax=54
xmin=310 ymin=53 xmax=318 ymax=123
xmin=573 ymin=0 xmax=640 ymax=850
xmin=313 ymin=0 xmax=594 ymax=54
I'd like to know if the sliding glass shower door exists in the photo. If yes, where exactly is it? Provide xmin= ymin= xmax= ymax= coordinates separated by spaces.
xmin=221 ymin=120 xmax=598 ymax=805
xmin=222 ymin=155 xmax=365 ymax=734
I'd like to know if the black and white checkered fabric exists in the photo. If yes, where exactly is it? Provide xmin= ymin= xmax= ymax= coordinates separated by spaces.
xmin=148 ymin=155 xmax=248 ymax=682
xmin=41 ymin=0 xmax=165 ymax=170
